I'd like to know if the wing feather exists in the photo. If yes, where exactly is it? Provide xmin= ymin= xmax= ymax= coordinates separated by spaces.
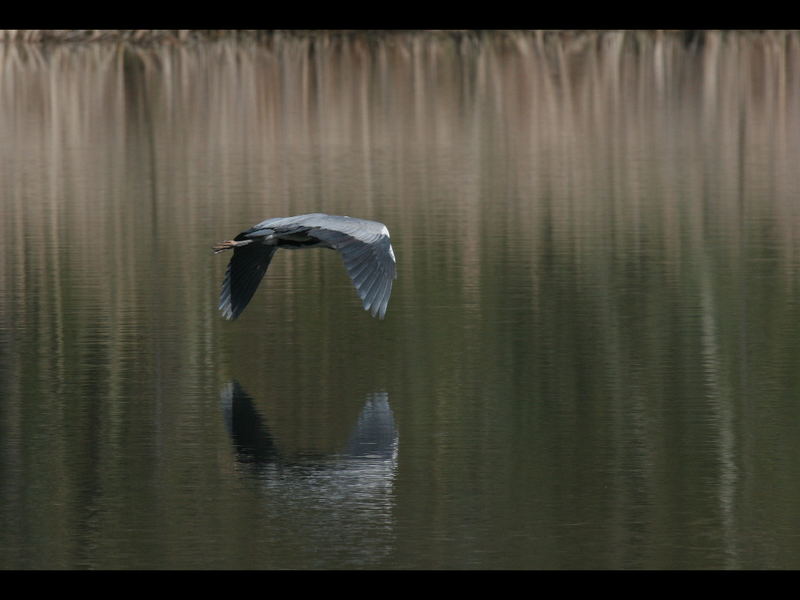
xmin=371 ymin=276 xmax=392 ymax=318
xmin=361 ymin=268 xmax=384 ymax=305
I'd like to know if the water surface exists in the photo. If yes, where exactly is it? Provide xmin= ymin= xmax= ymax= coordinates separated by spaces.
xmin=2 ymin=31 xmax=800 ymax=569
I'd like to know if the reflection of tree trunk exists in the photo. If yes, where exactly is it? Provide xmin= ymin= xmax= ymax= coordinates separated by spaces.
xmin=122 ymin=45 xmax=166 ymax=441
xmin=699 ymin=250 xmax=740 ymax=568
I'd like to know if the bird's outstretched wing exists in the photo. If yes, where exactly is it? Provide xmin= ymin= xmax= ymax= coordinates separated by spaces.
xmin=299 ymin=215 xmax=397 ymax=319
xmin=219 ymin=243 xmax=278 ymax=320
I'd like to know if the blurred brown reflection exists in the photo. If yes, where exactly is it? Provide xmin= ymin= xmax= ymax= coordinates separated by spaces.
xmin=2 ymin=31 xmax=800 ymax=569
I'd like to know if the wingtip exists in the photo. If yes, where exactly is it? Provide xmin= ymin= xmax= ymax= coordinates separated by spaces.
xmin=218 ymin=301 xmax=239 ymax=321
xmin=369 ymin=302 xmax=388 ymax=320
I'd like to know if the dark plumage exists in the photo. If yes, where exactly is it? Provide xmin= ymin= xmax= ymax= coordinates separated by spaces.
xmin=214 ymin=213 xmax=396 ymax=320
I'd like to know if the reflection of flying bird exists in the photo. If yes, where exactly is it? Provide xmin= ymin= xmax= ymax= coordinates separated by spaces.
xmin=213 ymin=213 xmax=397 ymax=320
xmin=220 ymin=381 xmax=280 ymax=465
xmin=219 ymin=380 xmax=397 ymax=469
xmin=219 ymin=381 xmax=398 ymax=566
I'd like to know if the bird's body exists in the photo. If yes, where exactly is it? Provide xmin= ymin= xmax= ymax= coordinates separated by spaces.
xmin=214 ymin=213 xmax=396 ymax=320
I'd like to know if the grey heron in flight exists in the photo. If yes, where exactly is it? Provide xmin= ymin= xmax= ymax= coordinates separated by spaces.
xmin=214 ymin=213 xmax=396 ymax=320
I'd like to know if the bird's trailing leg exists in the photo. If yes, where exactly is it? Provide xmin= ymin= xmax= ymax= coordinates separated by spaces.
xmin=213 ymin=239 xmax=254 ymax=254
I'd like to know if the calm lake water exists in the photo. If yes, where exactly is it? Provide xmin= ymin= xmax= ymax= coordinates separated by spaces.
xmin=3 ymin=30 xmax=800 ymax=569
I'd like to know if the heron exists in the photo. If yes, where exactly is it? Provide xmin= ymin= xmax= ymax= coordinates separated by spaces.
xmin=213 ymin=213 xmax=396 ymax=320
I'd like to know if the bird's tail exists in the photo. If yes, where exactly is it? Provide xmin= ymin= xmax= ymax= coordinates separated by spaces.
xmin=213 ymin=239 xmax=253 ymax=254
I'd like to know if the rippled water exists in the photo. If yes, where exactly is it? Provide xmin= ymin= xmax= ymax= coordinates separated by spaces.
xmin=3 ymin=31 xmax=800 ymax=569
